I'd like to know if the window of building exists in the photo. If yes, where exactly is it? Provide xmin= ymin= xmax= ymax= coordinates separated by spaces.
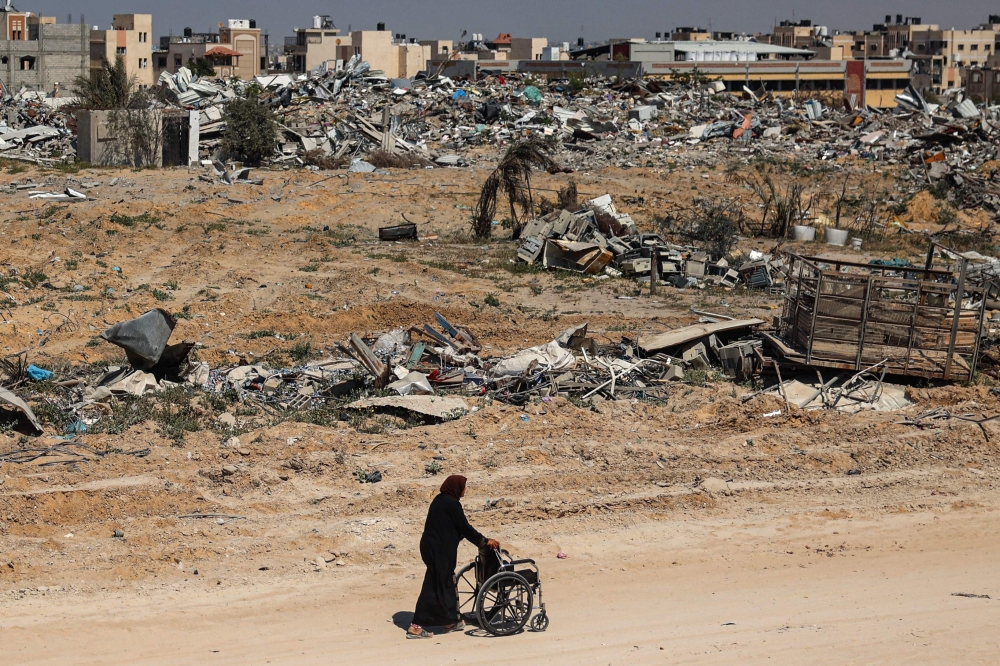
xmin=958 ymin=44 xmax=965 ymax=51
xmin=139 ymin=58 xmax=148 ymax=69
xmin=19 ymin=56 xmax=34 ymax=70
xmin=917 ymin=43 xmax=925 ymax=51
xmin=870 ymin=44 xmax=878 ymax=51
xmin=158 ymin=57 xmax=167 ymax=68
xmin=0 ymin=56 xmax=7 ymax=64
xmin=116 ymin=47 xmax=126 ymax=55
xmin=974 ymin=72 xmax=982 ymax=82
xmin=972 ymin=44 xmax=979 ymax=51
xmin=995 ymin=72 xmax=1000 ymax=82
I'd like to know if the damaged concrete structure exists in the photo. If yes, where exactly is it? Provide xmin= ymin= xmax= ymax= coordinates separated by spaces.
xmin=0 ymin=12 xmax=89 ymax=95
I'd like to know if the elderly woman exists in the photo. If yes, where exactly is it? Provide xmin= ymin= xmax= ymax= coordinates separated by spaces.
xmin=408 ymin=475 xmax=498 ymax=639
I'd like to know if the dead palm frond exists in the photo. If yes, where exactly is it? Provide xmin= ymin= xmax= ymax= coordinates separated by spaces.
xmin=472 ymin=139 xmax=559 ymax=239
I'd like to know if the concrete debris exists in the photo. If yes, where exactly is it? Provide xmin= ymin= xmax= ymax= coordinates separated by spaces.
xmin=347 ymin=395 xmax=468 ymax=421
xmin=3 ymin=53 xmax=999 ymax=174
xmin=516 ymin=193 xmax=782 ymax=291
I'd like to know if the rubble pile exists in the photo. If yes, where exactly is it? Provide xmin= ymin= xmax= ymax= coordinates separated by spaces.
xmin=5 ymin=309 xmax=769 ymax=436
xmin=155 ymin=64 xmax=1000 ymax=176
xmin=2 ymin=57 xmax=1000 ymax=175
xmin=0 ymin=88 xmax=76 ymax=165
xmin=515 ymin=192 xmax=785 ymax=291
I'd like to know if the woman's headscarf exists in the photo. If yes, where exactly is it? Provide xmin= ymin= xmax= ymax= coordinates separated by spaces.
xmin=440 ymin=475 xmax=467 ymax=501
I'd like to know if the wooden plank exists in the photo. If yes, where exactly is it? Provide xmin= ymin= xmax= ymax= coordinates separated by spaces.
xmin=349 ymin=333 xmax=390 ymax=389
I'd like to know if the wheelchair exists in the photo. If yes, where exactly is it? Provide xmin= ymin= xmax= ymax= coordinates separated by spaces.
xmin=455 ymin=546 xmax=549 ymax=636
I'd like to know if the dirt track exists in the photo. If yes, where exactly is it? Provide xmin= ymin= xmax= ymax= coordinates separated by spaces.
xmin=0 ymin=162 xmax=999 ymax=664
xmin=5 ymin=487 xmax=1000 ymax=665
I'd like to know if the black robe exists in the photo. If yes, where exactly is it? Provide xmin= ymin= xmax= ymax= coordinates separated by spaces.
xmin=412 ymin=493 xmax=486 ymax=626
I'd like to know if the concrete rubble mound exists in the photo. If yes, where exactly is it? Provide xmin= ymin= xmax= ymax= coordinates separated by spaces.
xmin=10 ymin=59 xmax=1000 ymax=176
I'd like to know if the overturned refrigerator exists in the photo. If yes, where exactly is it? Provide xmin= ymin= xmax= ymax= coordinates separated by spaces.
xmin=763 ymin=254 xmax=998 ymax=381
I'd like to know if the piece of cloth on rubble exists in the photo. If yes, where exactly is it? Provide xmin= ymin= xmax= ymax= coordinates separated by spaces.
xmin=387 ymin=370 xmax=434 ymax=396
xmin=493 ymin=340 xmax=576 ymax=377
xmin=99 ymin=308 xmax=176 ymax=370
xmin=412 ymin=481 xmax=486 ymax=627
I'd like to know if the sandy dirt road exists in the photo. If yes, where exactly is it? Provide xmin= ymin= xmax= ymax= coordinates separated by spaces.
xmin=4 ymin=501 xmax=999 ymax=666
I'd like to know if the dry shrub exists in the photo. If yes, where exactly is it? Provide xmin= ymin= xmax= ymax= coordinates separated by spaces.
xmin=366 ymin=150 xmax=430 ymax=169
xmin=557 ymin=180 xmax=578 ymax=210
xmin=303 ymin=150 xmax=346 ymax=170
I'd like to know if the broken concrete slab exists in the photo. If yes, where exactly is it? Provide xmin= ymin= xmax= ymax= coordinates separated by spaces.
xmin=639 ymin=319 xmax=765 ymax=354
xmin=347 ymin=395 xmax=468 ymax=421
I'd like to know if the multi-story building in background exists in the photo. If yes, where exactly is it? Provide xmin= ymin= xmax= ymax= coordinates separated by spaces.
xmin=90 ymin=14 xmax=153 ymax=87
xmin=0 ymin=5 xmax=89 ymax=95
xmin=153 ymin=19 xmax=261 ymax=81
xmin=283 ymin=15 xmax=349 ymax=73
xmin=218 ymin=19 xmax=262 ymax=79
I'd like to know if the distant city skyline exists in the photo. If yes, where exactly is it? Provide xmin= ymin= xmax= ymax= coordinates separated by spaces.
xmin=24 ymin=1 xmax=1000 ymax=44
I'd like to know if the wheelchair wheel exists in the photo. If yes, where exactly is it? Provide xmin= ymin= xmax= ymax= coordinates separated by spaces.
xmin=529 ymin=611 xmax=549 ymax=632
xmin=455 ymin=562 xmax=478 ymax=617
xmin=475 ymin=572 xmax=533 ymax=636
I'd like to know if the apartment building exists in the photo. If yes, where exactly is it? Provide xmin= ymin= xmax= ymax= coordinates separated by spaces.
xmin=349 ymin=29 xmax=429 ymax=78
xmin=669 ymin=27 xmax=711 ymax=42
xmin=0 ymin=7 xmax=89 ymax=94
xmin=909 ymin=28 xmax=995 ymax=90
xmin=155 ymin=28 xmax=216 ymax=78
xmin=154 ymin=19 xmax=260 ymax=81
xmin=218 ymin=19 xmax=261 ymax=79
xmin=772 ymin=20 xmax=819 ymax=49
xmin=510 ymin=38 xmax=548 ymax=61
xmin=646 ymin=58 xmax=911 ymax=108
xmin=284 ymin=16 xmax=350 ymax=73
xmin=90 ymin=14 xmax=153 ymax=87
xmin=418 ymin=40 xmax=453 ymax=59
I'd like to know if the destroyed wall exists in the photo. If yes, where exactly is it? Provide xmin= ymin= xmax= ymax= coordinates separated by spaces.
xmin=0 ymin=23 xmax=89 ymax=94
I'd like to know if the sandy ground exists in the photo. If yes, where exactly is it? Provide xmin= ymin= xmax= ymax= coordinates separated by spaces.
xmin=4 ymin=491 xmax=1000 ymax=665
xmin=0 ymin=162 xmax=998 ymax=664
